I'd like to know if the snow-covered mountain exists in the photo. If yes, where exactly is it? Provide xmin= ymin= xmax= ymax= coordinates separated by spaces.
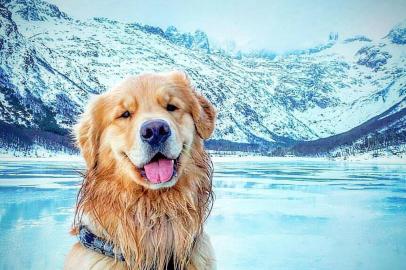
xmin=1 ymin=0 xmax=406 ymax=155
xmin=290 ymin=96 xmax=406 ymax=157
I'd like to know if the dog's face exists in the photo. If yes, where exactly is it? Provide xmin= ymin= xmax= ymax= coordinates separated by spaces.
xmin=76 ymin=71 xmax=215 ymax=189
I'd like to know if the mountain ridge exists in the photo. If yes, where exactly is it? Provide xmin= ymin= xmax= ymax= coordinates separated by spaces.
xmin=1 ymin=0 xmax=405 ymax=156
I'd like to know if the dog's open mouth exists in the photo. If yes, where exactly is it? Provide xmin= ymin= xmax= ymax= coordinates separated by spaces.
xmin=140 ymin=153 xmax=180 ymax=184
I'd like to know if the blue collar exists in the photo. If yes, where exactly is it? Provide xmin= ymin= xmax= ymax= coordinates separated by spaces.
xmin=78 ymin=225 xmax=180 ymax=269
xmin=78 ymin=225 xmax=125 ymax=261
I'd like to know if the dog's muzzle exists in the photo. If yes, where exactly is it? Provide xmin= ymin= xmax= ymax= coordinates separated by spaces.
xmin=133 ymin=119 xmax=182 ymax=185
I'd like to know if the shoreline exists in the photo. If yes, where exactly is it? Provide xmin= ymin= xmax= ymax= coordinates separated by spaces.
xmin=0 ymin=154 xmax=405 ymax=164
xmin=212 ymin=155 xmax=406 ymax=164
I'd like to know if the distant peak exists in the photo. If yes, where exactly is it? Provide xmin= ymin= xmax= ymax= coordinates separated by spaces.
xmin=165 ymin=25 xmax=178 ymax=34
xmin=93 ymin=17 xmax=119 ymax=24
xmin=4 ymin=0 xmax=71 ymax=21
xmin=386 ymin=19 xmax=406 ymax=45
xmin=328 ymin=32 xmax=339 ymax=41
xmin=164 ymin=25 xmax=210 ymax=53
xmin=343 ymin=35 xmax=372 ymax=44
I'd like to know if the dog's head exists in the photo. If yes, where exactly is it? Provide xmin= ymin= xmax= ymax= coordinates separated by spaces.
xmin=75 ymin=71 xmax=216 ymax=189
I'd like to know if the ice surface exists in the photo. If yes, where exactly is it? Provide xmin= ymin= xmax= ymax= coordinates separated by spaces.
xmin=0 ymin=159 xmax=405 ymax=269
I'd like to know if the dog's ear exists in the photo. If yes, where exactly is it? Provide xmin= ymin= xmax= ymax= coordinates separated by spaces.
xmin=192 ymin=92 xmax=216 ymax=139
xmin=169 ymin=71 xmax=216 ymax=139
xmin=74 ymin=95 xmax=106 ymax=169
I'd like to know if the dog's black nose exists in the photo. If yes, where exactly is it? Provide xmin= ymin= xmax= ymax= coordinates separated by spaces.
xmin=140 ymin=120 xmax=171 ymax=146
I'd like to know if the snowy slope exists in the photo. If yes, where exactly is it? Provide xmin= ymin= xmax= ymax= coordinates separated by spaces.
xmin=291 ymin=97 xmax=406 ymax=156
xmin=1 ymin=0 xmax=406 ymax=153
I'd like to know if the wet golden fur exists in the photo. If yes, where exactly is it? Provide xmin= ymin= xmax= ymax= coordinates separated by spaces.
xmin=64 ymin=71 xmax=216 ymax=270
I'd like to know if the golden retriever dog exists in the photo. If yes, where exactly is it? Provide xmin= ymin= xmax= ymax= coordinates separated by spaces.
xmin=64 ymin=71 xmax=216 ymax=270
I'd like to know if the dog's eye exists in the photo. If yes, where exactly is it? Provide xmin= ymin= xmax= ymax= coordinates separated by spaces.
xmin=120 ymin=111 xmax=131 ymax=118
xmin=166 ymin=104 xmax=178 ymax=112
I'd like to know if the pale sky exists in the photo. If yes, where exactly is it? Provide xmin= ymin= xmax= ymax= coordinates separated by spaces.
xmin=48 ymin=0 xmax=406 ymax=53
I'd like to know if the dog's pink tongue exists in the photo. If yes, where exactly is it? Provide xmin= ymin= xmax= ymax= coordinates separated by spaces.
xmin=144 ymin=158 xmax=174 ymax=184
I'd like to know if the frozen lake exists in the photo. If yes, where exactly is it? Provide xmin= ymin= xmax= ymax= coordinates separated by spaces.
xmin=0 ymin=159 xmax=405 ymax=270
